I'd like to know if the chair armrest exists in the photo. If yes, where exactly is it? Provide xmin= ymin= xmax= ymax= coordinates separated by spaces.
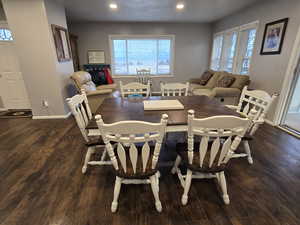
xmin=86 ymin=89 xmax=113 ymax=96
xmin=189 ymin=78 xmax=202 ymax=84
xmin=225 ymin=105 xmax=239 ymax=110
xmin=212 ymin=87 xmax=241 ymax=97
xmin=252 ymin=119 xmax=265 ymax=125
xmin=96 ymin=83 xmax=117 ymax=90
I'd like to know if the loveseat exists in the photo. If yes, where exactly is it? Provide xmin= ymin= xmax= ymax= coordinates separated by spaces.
xmin=190 ymin=70 xmax=250 ymax=105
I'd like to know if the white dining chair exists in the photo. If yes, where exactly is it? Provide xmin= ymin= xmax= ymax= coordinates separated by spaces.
xmin=96 ymin=114 xmax=168 ymax=213
xmin=136 ymin=68 xmax=152 ymax=85
xmin=119 ymin=81 xmax=151 ymax=98
xmin=226 ymin=86 xmax=278 ymax=164
xmin=66 ymin=89 xmax=111 ymax=174
xmin=160 ymin=82 xmax=189 ymax=96
xmin=173 ymin=110 xmax=250 ymax=205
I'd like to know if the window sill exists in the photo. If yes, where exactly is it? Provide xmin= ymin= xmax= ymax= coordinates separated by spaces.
xmin=112 ymin=74 xmax=174 ymax=78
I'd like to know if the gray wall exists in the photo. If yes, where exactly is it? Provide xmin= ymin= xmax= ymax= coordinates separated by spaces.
xmin=44 ymin=0 xmax=75 ymax=113
xmin=0 ymin=3 xmax=6 ymax=20
xmin=3 ymin=0 xmax=73 ymax=116
xmin=69 ymin=22 xmax=212 ymax=91
xmin=213 ymin=0 xmax=300 ymax=122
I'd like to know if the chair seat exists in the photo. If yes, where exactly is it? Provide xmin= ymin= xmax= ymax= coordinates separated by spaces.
xmin=242 ymin=135 xmax=253 ymax=141
xmin=176 ymin=142 xmax=227 ymax=173
xmin=85 ymin=137 xmax=104 ymax=147
xmin=114 ymin=145 xmax=158 ymax=179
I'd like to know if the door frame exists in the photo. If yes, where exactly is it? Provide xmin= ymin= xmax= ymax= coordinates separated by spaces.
xmin=0 ymin=20 xmax=31 ymax=110
xmin=0 ymin=21 xmax=8 ymax=111
xmin=274 ymin=24 xmax=300 ymax=126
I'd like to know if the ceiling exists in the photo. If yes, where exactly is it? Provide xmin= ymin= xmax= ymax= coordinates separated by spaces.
xmin=64 ymin=0 xmax=262 ymax=23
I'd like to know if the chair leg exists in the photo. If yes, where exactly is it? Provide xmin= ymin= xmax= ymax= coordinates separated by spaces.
xmin=100 ymin=147 xmax=107 ymax=162
xmin=219 ymin=171 xmax=230 ymax=205
xmin=181 ymin=169 xmax=193 ymax=205
xmin=111 ymin=176 xmax=122 ymax=213
xmin=82 ymin=146 xmax=95 ymax=174
xmin=155 ymin=172 xmax=160 ymax=193
xmin=150 ymin=175 xmax=162 ymax=212
xmin=243 ymin=140 xmax=253 ymax=164
xmin=171 ymin=155 xmax=181 ymax=174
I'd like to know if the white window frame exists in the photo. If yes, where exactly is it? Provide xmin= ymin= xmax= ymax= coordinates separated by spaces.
xmin=109 ymin=35 xmax=175 ymax=78
xmin=0 ymin=21 xmax=13 ymax=42
xmin=210 ymin=21 xmax=259 ymax=75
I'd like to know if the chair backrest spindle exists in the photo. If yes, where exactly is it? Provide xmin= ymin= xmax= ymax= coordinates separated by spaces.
xmin=120 ymin=81 xmax=151 ymax=98
xmin=161 ymin=82 xmax=189 ymax=97
xmin=96 ymin=114 xmax=168 ymax=175
xmin=187 ymin=110 xmax=250 ymax=170
xmin=236 ymin=86 xmax=278 ymax=135
xmin=66 ymin=89 xmax=93 ymax=142
xmin=136 ymin=69 xmax=152 ymax=85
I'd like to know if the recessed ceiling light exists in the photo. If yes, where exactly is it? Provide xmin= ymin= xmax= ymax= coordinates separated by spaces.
xmin=109 ymin=3 xmax=118 ymax=9
xmin=176 ymin=3 xmax=185 ymax=10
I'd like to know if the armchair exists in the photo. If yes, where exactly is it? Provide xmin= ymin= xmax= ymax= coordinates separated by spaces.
xmin=71 ymin=71 xmax=116 ymax=113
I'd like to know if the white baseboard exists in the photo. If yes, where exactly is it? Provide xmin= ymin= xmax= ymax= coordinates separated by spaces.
xmin=265 ymin=119 xmax=275 ymax=126
xmin=32 ymin=112 xmax=71 ymax=120
xmin=277 ymin=126 xmax=300 ymax=139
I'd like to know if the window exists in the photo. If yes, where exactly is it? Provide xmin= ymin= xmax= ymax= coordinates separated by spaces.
xmin=110 ymin=35 xmax=174 ymax=76
xmin=0 ymin=28 xmax=13 ymax=41
xmin=210 ymin=35 xmax=223 ymax=71
xmin=210 ymin=21 xmax=258 ymax=75
xmin=239 ymin=29 xmax=257 ymax=74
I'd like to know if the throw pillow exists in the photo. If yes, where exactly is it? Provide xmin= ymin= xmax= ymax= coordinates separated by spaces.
xmin=199 ymin=70 xmax=214 ymax=85
xmin=216 ymin=76 xmax=236 ymax=88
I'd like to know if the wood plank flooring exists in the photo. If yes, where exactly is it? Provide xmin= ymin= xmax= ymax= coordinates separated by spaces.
xmin=0 ymin=117 xmax=300 ymax=225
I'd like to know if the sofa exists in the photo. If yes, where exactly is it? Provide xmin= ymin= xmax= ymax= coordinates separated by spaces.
xmin=190 ymin=70 xmax=250 ymax=105
xmin=71 ymin=71 xmax=117 ymax=113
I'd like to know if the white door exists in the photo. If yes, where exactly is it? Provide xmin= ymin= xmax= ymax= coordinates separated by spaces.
xmin=0 ymin=28 xmax=31 ymax=110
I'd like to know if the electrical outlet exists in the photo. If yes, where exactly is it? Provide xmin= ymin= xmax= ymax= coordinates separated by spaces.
xmin=42 ymin=100 xmax=49 ymax=107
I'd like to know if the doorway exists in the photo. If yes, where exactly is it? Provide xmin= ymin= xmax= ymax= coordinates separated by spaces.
xmin=0 ymin=23 xmax=31 ymax=110
xmin=281 ymin=56 xmax=300 ymax=134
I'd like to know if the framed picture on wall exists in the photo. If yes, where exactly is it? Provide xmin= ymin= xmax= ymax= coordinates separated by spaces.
xmin=260 ymin=18 xmax=289 ymax=55
xmin=51 ymin=24 xmax=72 ymax=62
xmin=87 ymin=50 xmax=105 ymax=64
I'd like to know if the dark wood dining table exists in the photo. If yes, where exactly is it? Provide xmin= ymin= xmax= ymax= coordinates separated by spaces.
xmin=86 ymin=95 xmax=241 ymax=135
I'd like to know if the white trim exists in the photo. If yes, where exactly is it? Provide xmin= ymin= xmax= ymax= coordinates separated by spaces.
xmin=277 ymin=126 xmax=300 ymax=139
xmin=211 ymin=21 xmax=259 ymax=74
xmin=214 ymin=21 xmax=259 ymax=37
xmin=265 ymin=119 xmax=275 ymax=126
xmin=0 ymin=21 xmax=9 ymax=28
xmin=32 ymin=112 xmax=71 ymax=120
xmin=109 ymin=34 xmax=175 ymax=77
xmin=274 ymin=24 xmax=300 ymax=126
xmin=112 ymin=74 xmax=174 ymax=78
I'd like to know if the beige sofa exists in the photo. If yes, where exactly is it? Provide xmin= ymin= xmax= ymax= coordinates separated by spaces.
xmin=71 ymin=71 xmax=117 ymax=113
xmin=190 ymin=70 xmax=250 ymax=105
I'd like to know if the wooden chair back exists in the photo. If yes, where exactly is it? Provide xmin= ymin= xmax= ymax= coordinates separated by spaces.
xmin=119 ymin=81 xmax=151 ymax=98
xmin=160 ymin=82 xmax=189 ymax=96
xmin=187 ymin=110 xmax=250 ymax=170
xmin=66 ymin=89 xmax=92 ymax=142
xmin=96 ymin=114 xmax=168 ymax=176
xmin=236 ymin=86 xmax=278 ymax=135
xmin=136 ymin=69 xmax=151 ymax=85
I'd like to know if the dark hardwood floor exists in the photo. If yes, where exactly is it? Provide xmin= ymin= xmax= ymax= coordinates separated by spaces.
xmin=0 ymin=117 xmax=300 ymax=225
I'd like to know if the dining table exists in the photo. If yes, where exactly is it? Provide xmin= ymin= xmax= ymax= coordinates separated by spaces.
xmin=86 ymin=95 xmax=242 ymax=136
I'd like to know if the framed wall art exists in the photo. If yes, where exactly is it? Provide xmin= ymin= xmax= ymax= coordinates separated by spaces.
xmin=87 ymin=50 xmax=105 ymax=64
xmin=260 ymin=18 xmax=289 ymax=55
xmin=51 ymin=24 xmax=72 ymax=62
